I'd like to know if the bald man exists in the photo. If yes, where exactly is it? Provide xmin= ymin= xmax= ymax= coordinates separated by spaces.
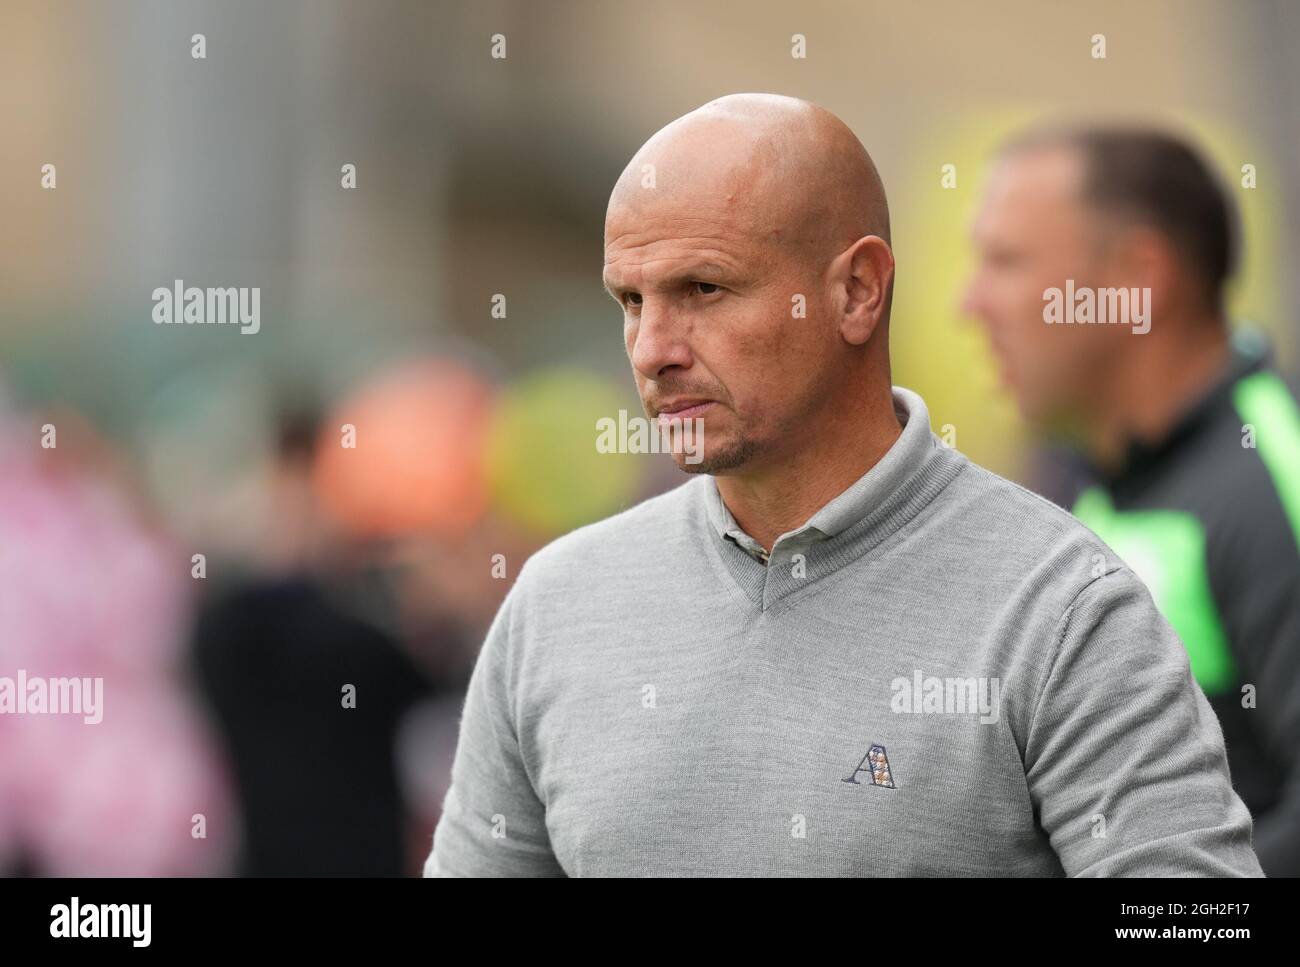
xmin=426 ymin=95 xmax=1262 ymax=877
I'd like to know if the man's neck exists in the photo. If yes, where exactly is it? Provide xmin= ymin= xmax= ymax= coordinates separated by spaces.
xmin=714 ymin=389 xmax=903 ymax=552
xmin=1086 ymin=315 xmax=1231 ymax=472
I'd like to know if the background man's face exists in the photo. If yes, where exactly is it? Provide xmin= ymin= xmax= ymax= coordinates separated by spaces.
xmin=962 ymin=148 xmax=1114 ymax=431
xmin=604 ymin=172 xmax=838 ymax=475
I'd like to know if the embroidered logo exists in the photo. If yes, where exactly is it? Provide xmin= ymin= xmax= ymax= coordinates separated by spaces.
xmin=841 ymin=743 xmax=896 ymax=788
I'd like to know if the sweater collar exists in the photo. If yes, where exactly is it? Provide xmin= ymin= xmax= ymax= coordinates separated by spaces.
xmin=701 ymin=386 xmax=965 ymax=609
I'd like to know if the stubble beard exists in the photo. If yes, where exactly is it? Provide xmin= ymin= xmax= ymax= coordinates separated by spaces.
xmin=675 ymin=433 xmax=760 ymax=476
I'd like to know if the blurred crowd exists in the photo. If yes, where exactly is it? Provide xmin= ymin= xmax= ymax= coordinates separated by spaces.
xmin=0 ymin=357 xmax=658 ymax=875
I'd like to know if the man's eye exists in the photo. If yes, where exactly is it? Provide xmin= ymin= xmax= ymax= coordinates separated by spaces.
xmin=623 ymin=292 xmax=643 ymax=307
xmin=694 ymin=282 xmax=721 ymax=295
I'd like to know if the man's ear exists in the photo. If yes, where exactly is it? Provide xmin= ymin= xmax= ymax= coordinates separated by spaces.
xmin=1113 ymin=226 xmax=1177 ymax=320
xmin=832 ymin=235 xmax=894 ymax=346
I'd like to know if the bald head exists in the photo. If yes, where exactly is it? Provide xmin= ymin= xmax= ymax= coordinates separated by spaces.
xmin=607 ymin=93 xmax=890 ymax=265
xmin=604 ymin=93 xmax=898 ymax=479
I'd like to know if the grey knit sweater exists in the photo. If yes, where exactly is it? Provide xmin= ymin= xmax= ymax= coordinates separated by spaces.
xmin=426 ymin=386 xmax=1263 ymax=877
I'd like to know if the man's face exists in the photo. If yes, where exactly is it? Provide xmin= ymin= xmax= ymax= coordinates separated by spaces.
xmin=962 ymin=148 xmax=1113 ymax=430
xmin=603 ymin=176 xmax=838 ymax=475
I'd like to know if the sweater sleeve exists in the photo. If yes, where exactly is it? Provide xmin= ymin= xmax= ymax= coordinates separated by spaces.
xmin=1023 ymin=566 xmax=1263 ymax=877
xmin=424 ymin=577 xmax=565 ymax=877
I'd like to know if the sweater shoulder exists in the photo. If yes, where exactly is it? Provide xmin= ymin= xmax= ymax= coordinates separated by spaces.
xmin=950 ymin=456 xmax=1108 ymax=548
xmin=515 ymin=475 xmax=706 ymax=588
xmin=926 ymin=454 xmax=1129 ymax=600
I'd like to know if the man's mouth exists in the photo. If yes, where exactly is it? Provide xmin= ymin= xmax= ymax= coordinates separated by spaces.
xmin=655 ymin=399 xmax=715 ymax=421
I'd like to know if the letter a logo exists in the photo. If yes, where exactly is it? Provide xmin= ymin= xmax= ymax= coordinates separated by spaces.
xmin=841 ymin=743 xmax=897 ymax=788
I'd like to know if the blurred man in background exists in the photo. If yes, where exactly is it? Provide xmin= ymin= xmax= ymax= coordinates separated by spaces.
xmin=191 ymin=409 xmax=440 ymax=875
xmin=964 ymin=125 xmax=1300 ymax=875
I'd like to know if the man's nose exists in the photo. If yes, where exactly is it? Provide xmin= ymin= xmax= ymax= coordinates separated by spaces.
xmin=630 ymin=301 xmax=692 ymax=379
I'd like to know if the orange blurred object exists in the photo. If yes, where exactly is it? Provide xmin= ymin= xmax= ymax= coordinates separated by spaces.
xmin=313 ymin=359 xmax=495 ymax=539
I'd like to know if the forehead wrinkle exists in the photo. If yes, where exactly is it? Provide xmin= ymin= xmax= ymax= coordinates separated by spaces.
xmin=605 ymin=233 xmax=744 ymax=260
xmin=605 ymin=200 xmax=784 ymax=268
xmin=604 ymin=223 xmax=752 ymax=264
xmin=602 ymin=248 xmax=747 ymax=292
xmin=607 ymin=177 xmax=835 ymax=279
